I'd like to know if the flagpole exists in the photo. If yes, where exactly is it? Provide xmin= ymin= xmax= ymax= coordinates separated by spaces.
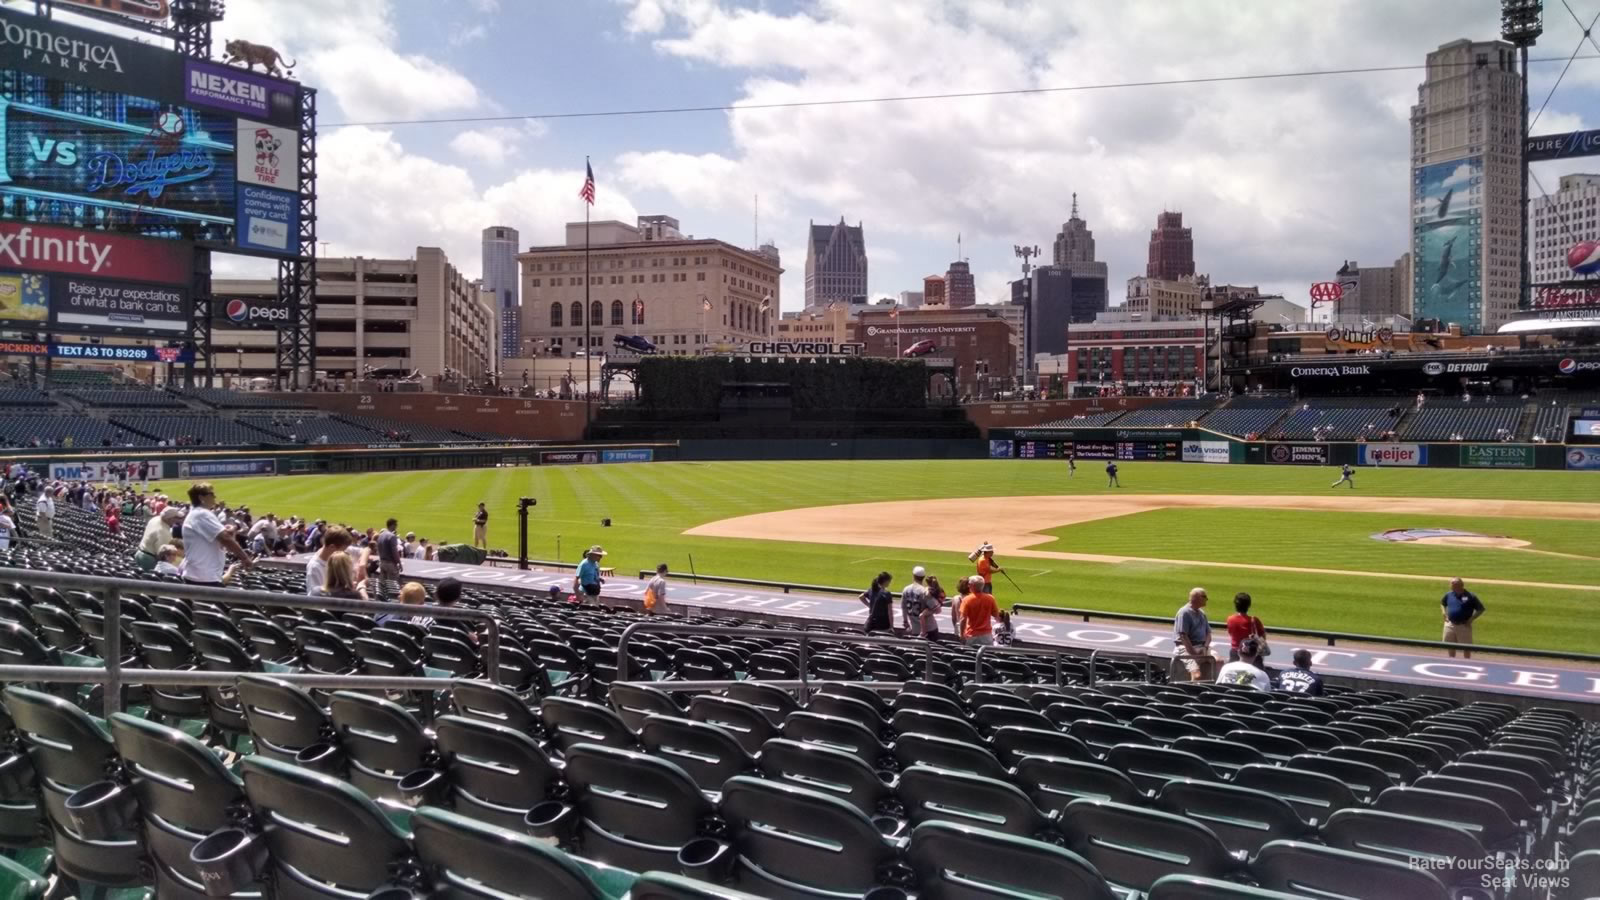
xmin=583 ymin=156 xmax=591 ymax=427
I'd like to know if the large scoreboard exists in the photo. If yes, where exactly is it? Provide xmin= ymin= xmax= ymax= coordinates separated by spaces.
xmin=1017 ymin=439 xmax=1181 ymax=461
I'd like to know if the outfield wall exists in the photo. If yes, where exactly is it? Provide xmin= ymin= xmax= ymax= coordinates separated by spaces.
xmin=987 ymin=427 xmax=1584 ymax=470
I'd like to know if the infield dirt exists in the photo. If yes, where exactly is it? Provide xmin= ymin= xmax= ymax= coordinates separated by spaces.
xmin=686 ymin=494 xmax=1600 ymax=590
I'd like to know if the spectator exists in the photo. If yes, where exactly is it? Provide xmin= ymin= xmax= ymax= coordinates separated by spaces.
xmin=951 ymin=576 xmax=972 ymax=635
xmin=0 ymin=503 xmax=13 ymax=552
xmin=305 ymin=525 xmax=352 ymax=597
xmin=403 ymin=532 xmax=420 ymax=559
xmin=322 ymin=551 xmax=366 ymax=600
xmin=958 ymin=580 xmax=1001 ymax=647
xmin=375 ymin=517 xmax=403 ymax=600
xmin=181 ymin=482 xmax=251 ymax=586
xmin=377 ymin=582 xmax=429 ymax=627
xmin=900 ymin=566 xmax=929 ymax=636
xmin=1277 ymin=649 xmax=1324 ymax=695
xmin=433 ymin=577 xmax=475 ymax=644
xmin=1225 ymin=592 xmax=1269 ymax=663
xmin=153 ymin=544 xmax=182 ymax=577
xmin=473 ymin=502 xmax=489 ymax=550
xmin=575 ymin=545 xmax=606 ymax=599
xmin=104 ymin=504 xmax=120 ymax=537
xmin=973 ymin=543 xmax=1003 ymax=593
xmin=135 ymin=507 xmax=184 ymax=571
xmin=1440 ymin=576 xmax=1485 ymax=659
xmin=1215 ymin=637 xmax=1272 ymax=690
xmin=1171 ymin=587 xmax=1217 ymax=682
xmin=859 ymin=570 xmax=894 ymax=634
xmin=643 ymin=563 xmax=670 ymax=616
xmin=33 ymin=487 xmax=53 ymax=542
xmin=922 ymin=575 xmax=947 ymax=641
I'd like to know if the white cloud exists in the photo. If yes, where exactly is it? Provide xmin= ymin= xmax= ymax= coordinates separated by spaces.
xmin=613 ymin=0 xmax=1590 ymax=308
xmin=449 ymin=127 xmax=526 ymax=166
xmin=1441 ymin=163 xmax=1477 ymax=189
xmin=449 ymin=24 xmax=488 ymax=47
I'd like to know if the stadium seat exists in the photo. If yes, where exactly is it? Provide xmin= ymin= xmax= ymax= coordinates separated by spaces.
xmin=610 ymin=681 xmax=683 ymax=733
xmin=639 ymin=715 xmax=756 ymax=793
xmin=1059 ymin=798 xmax=1242 ymax=894
xmin=898 ymin=764 xmax=1058 ymax=840
xmin=906 ymin=820 xmax=1118 ymax=899
xmin=893 ymin=732 xmax=1009 ymax=780
xmin=1320 ymin=808 xmax=1506 ymax=894
xmin=716 ymin=775 xmax=906 ymax=897
xmin=329 ymin=690 xmax=433 ymax=800
xmin=1232 ymin=764 xmax=1359 ymax=824
xmin=1155 ymin=779 xmax=1314 ymax=856
xmin=106 ymin=712 xmax=256 ymax=898
xmin=990 ymin=725 xmax=1095 ymax=766
xmin=809 ymin=691 xmax=886 ymax=733
xmin=542 ymin=696 xmax=637 ymax=753
xmin=756 ymin=738 xmax=900 ymax=826
xmin=544 ymin=743 xmax=715 ymax=872
xmin=725 ymin=682 xmax=801 ymax=725
xmin=6 ymin=686 xmax=144 ymax=893
xmin=1251 ymin=840 xmax=1450 ymax=900
xmin=1013 ymin=755 xmax=1146 ymax=811
xmin=1147 ymin=875 xmax=1308 ymax=900
xmin=780 ymin=712 xmax=890 ymax=769
xmin=451 ymin=679 xmax=544 ymax=738
xmin=234 ymin=754 xmax=415 ymax=897
xmin=411 ymin=806 xmax=615 ymax=900
xmin=1105 ymin=743 xmax=1221 ymax=794
xmin=432 ymin=714 xmax=561 ymax=830
xmin=1373 ymin=785 xmax=1527 ymax=855
xmin=236 ymin=675 xmax=332 ymax=765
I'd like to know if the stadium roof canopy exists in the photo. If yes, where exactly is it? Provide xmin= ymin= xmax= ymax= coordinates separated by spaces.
xmin=1497 ymin=316 xmax=1600 ymax=333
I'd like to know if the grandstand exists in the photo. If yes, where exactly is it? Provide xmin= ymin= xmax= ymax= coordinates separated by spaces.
xmin=1399 ymin=398 xmax=1525 ymax=442
xmin=0 ymin=484 xmax=1586 ymax=899
xmin=1198 ymin=397 xmax=1294 ymax=438
xmin=1268 ymin=399 xmax=1405 ymax=442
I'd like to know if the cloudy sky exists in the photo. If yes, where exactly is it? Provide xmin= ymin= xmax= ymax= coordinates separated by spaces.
xmin=77 ymin=0 xmax=1600 ymax=310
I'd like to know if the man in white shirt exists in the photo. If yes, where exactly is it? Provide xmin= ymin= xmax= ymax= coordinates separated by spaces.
xmin=0 ymin=505 xmax=14 ymax=551
xmin=136 ymin=507 xmax=185 ymax=571
xmin=180 ymin=482 xmax=250 ymax=585
xmin=900 ymin=566 xmax=930 ymax=637
xmin=1215 ymin=637 xmax=1272 ymax=691
xmin=33 ymin=488 xmax=54 ymax=541
xmin=305 ymin=525 xmax=352 ymax=596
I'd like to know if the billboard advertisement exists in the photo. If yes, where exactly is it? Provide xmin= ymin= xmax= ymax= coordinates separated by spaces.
xmin=1526 ymin=128 xmax=1600 ymax=163
xmin=1182 ymin=440 xmax=1230 ymax=464
xmin=0 ymin=222 xmax=191 ymax=334
xmin=1359 ymin=443 xmax=1427 ymax=466
xmin=52 ymin=342 xmax=191 ymax=363
xmin=1573 ymin=419 xmax=1600 ymax=438
xmin=601 ymin=449 xmax=654 ymax=463
xmin=213 ymin=295 xmax=288 ymax=329
xmin=184 ymin=61 xmax=297 ymax=126
xmin=1566 ymin=447 xmax=1600 ymax=470
xmin=1459 ymin=444 xmax=1534 ymax=469
xmin=1268 ymin=443 xmax=1328 ymax=465
xmin=177 ymin=458 xmax=274 ymax=478
xmin=1412 ymin=157 xmax=1482 ymax=325
xmin=988 ymin=440 xmax=1012 ymax=459
xmin=48 ymin=458 xmax=160 ymax=482
xmin=541 ymin=450 xmax=598 ymax=466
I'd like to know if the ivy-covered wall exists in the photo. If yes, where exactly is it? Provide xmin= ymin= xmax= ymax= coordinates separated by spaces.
xmin=636 ymin=357 xmax=926 ymax=411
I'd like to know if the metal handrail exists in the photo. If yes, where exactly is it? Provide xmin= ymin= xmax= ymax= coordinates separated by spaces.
xmin=616 ymin=621 xmax=949 ymax=697
xmin=1008 ymin=603 xmax=1600 ymax=664
xmin=634 ymin=570 xmax=902 ymax=599
xmin=0 ymin=566 xmax=502 ymax=718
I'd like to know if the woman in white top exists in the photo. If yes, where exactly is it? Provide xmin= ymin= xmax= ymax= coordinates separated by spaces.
xmin=180 ymin=482 xmax=251 ymax=586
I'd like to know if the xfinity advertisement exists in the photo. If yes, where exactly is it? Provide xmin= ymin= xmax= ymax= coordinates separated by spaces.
xmin=0 ymin=222 xmax=191 ymax=334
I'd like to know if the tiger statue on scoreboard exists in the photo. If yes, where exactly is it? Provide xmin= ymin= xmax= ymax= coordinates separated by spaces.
xmin=223 ymin=40 xmax=297 ymax=78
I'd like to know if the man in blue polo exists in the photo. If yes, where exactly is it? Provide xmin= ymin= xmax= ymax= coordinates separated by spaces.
xmin=1440 ymin=576 xmax=1485 ymax=659
xmin=575 ymin=545 xmax=606 ymax=599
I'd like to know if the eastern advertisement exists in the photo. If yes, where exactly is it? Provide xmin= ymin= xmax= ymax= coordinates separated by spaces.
xmin=1359 ymin=443 xmax=1427 ymax=466
xmin=1567 ymin=448 xmax=1600 ymax=471
xmin=1268 ymin=443 xmax=1329 ymax=465
xmin=1182 ymin=440 xmax=1230 ymax=464
xmin=177 ymin=458 xmax=275 ymax=478
xmin=1459 ymin=445 xmax=1534 ymax=469
xmin=1411 ymin=157 xmax=1483 ymax=325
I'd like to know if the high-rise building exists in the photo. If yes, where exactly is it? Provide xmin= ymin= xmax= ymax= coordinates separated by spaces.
xmin=1410 ymin=39 xmax=1522 ymax=333
xmin=483 ymin=225 xmax=521 ymax=360
xmin=1125 ymin=274 xmax=1208 ymax=318
xmin=1531 ymin=173 xmax=1600 ymax=286
xmin=1050 ymin=193 xmax=1110 ymax=312
xmin=1332 ymin=258 xmax=1413 ymax=319
xmin=1146 ymin=211 xmax=1195 ymax=280
xmin=945 ymin=260 xmax=976 ymax=308
xmin=214 ymin=247 xmax=498 ymax=381
xmin=804 ymin=217 xmax=867 ymax=307
xmin=899 ymin=290 xmax=924 ymax=309
xmin=520 ymin=215 xmax=780 ymax=358
xmin=1011 ymin=263 xmax=1109 ymax=373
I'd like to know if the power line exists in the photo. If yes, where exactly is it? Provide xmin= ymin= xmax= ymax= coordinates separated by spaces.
xmin=1528 ymin=5 xmax=1600 ymax=134
xmin=323 ymin=53 xmax=1600 ymax=129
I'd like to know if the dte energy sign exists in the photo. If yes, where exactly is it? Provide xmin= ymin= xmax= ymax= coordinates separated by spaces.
xmin=0 ymin=222 xmax=191 ymax=334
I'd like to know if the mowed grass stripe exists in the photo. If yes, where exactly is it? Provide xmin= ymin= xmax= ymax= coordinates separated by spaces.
xmin=149 ymin=460 xmax=1600 ymax=652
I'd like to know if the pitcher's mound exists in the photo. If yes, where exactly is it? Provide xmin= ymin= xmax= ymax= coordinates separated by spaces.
xmin=1372 ymin=528 xmax=1529 ymax=549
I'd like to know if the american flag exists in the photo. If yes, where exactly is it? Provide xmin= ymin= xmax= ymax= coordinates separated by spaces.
xmin=889 ymin=306 xmax=899 ymax=319
xmin=578 ymin=161 xmax=595 ymax=205
xmin=701 ymin=297 xmax=713 ymax=312
xmin=759 ymin=293 xmax=772 ymax=314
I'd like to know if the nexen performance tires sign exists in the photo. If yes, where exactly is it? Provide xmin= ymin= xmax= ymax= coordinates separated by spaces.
xmin=1182 ymin=440 xmax=1230 ymax=464
xmin=1359 ymin=443 xmax=1427 ymax=466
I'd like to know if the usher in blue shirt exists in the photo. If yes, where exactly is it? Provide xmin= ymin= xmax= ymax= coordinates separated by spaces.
xmin=577 ymin=558 xmax=601 ymax=587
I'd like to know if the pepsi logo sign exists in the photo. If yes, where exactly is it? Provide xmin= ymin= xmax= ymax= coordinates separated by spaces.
xmin=1568 ymin=240 xmax=1600 ymax=276
xmin=1558 ymin=357 xmax=1600 ymax=374
xmin=226 ymin=298 xmax=249 ymax=322
xmin=218 ymin=298 xmax=289 ymax=326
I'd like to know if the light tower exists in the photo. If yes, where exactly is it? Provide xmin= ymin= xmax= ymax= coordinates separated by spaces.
xmin=1014 ymin=244 xmax=1042 ymax=278
xmin=1502 ymin=0 xmax=1543 ymax=311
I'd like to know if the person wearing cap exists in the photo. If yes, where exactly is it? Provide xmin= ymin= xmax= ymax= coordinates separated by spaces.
xmin=900 ymin=567 xmax=930 ymax=637
xmin=1215 ymin=636 xmax=1272 ymax=691
xmin=135 ymin=505 xmax=185 ymax=571
xmin=644 ymin=563 xmax=670 ymax=615
xmin=33 ymin=485 xmax=54 ymax=542
xmin=974 ymin=544 xmax=1002 ymax=593
xmin=576 ymin=545 xmax=606 ymax=599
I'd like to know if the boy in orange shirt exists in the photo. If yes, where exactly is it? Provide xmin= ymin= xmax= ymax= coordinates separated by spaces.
xmin=960 ymin=587 xmax=1001 ymax=647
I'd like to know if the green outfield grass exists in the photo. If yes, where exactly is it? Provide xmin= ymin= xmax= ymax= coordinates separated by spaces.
xmin=150 ymin=460 xmax=1600 ymax=653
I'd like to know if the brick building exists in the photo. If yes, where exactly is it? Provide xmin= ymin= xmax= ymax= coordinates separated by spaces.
xmin=854 ymin=306 xmax=1017 ymax=399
